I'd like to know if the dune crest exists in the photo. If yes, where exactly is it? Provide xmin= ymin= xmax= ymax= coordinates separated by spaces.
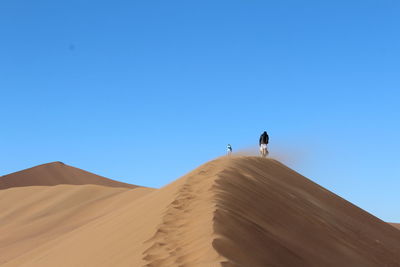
xmin=1 ymin=157 xmax=400 ymax=266
xmin=0 ymin=161 xmax=135 ymax=189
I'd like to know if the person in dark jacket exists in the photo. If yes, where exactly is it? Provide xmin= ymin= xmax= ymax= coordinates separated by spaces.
xmin=259 ymin=131 xmax=269 ymax=157
xmin=259 ymin=131 xmax=269 ymax=145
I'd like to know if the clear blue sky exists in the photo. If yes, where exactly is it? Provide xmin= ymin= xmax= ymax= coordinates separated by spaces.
xmin=1 ymin=1 xmax=399 ymax=222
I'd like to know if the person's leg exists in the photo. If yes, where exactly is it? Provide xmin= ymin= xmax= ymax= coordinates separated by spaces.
xmin=261 ymin=144 xmax=267 ymax=157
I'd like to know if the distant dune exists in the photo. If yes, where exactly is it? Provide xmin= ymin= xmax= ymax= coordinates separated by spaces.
xmin=0 ymin=161 xmax=135 ymax=190
xmin=1 ymin=157 xmax=400 ymax=266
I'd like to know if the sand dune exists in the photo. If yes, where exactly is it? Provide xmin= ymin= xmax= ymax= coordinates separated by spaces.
xmin=0 ymin=161 xmax=135 ymax=189
xmin=1 ymin=157 xmax=400 ymax=266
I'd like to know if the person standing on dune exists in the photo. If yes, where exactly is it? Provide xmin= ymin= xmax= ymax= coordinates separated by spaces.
xmin=259 ymin=131 xmax=269 ymax=157
xmin=227 ymin=144 xmax=232 ymax=156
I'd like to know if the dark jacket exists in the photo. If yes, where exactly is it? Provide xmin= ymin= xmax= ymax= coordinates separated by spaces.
xmin=259 ymin=132 xmax=269 ymax=145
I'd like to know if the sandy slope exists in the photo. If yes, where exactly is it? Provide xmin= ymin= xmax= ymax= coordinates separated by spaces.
xmin=0 ymin=185 xmax=153 ymax=264
xmin=0 ymin=162 xmax=135 ymax=189
xmin=391 ymin=223 xmax=400 ymax=230
xmin=1 ymin=157 xmax=400 ymax=266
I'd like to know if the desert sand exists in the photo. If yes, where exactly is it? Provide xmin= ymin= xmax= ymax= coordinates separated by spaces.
xmin=1 ymin=157 xmax=400 ymax=266
xmin=391 ymin=223 xmax=400 ymax=230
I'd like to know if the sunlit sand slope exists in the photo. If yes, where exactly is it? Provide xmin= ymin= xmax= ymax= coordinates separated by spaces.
xmin=0 ymin=185 xmax=153 ymax=265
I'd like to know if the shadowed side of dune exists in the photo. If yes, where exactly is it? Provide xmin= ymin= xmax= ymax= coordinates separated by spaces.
xmin=212 ymin=157 xmax=400 ymax=267
xmin=0 ymin=162 xmax=136 ymax=190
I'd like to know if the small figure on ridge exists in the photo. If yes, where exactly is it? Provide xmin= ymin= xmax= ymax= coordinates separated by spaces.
xmin=259 ymin=131 xmax=269 ymax=157
xmin=227 ymin=144 xmax=232 ymax=156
